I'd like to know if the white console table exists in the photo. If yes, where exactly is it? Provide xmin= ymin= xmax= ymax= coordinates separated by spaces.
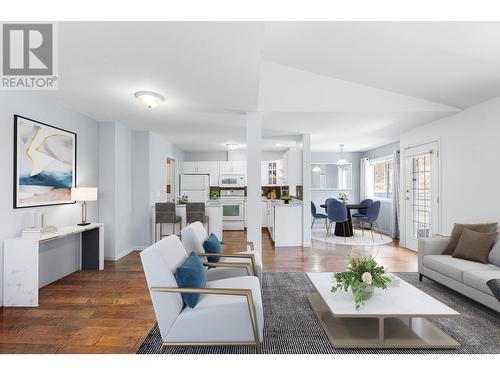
xmin=3 ymin=223 xmax=104 ymax=307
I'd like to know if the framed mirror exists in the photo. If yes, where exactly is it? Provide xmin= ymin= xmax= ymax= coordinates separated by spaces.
xmin=311 ymin=163 xmax=352 ymax=190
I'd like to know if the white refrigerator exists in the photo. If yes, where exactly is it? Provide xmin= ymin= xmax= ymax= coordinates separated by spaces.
xmin=181 ymin=174 xmax=210 ymax=202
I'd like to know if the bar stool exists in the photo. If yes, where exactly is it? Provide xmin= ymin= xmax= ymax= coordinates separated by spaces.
xmin=155 ymin=202 xmax=182 ymax=241
xmin=186 ymin=202 xmax=209 ymax=234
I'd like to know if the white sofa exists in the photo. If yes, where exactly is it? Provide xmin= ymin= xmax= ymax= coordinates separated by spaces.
xmin=140 ymin=235 xmax=264 ymax=353
xmin=418 ymin=237 xmax=500 ymax=313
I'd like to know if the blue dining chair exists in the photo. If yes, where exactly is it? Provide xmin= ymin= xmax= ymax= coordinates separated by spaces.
xmin=352 ymin=198 xmax=373 ymax=233
xmin=311 ymin=201 xmax=328 ymax=229
xmin=357 ymin=201 xmax=383 ymax=242
xmin=326 ymin=198 xmax=349 ymax=243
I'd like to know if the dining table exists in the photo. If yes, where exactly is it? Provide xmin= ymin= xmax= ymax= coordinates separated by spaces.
xmin=319 ymin=202 xmax=370 ymax=237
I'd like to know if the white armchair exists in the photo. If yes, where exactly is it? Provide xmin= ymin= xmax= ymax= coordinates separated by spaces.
xmin=140 ymin=235 xmax=264 ymax=353
xmin=181 ymin=221 xmax=260 ymax=280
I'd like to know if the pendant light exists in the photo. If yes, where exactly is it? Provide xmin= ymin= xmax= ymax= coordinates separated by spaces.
xmin=337 ymin=144 xmax=350 ymax=167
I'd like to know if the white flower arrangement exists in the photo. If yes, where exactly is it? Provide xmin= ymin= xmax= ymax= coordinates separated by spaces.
xmin=338 ymin=192 xmax=349 ymax=201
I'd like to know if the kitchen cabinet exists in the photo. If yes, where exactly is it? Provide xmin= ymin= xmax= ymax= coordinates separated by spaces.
xmin=209 ymin=161 xmax=220 ymax=186
xmin=266 ymin=202 xmax=275 ymax=240
xmin=261 ymin=200 xmax=267 ymax=227
xmin=220 ymin=161 xmax=246 ymax=174
xmin=184 ymin=161 xmax=218 ymax=185
xmin=283 ymin=148 xmax=303 ymax=186
xmin=266 ymin=201 xmax=303 ymax=246
xmin=261 ymin=162 xmax=268 ymax=186
xmin=183 ymin=161 xmax=210 ymax=174
xmin=263 ymin=160 xmax=284 ymax=186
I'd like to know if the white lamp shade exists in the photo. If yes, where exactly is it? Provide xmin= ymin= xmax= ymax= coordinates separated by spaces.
xmin=71 ymin=187 xmax=97 ymax=202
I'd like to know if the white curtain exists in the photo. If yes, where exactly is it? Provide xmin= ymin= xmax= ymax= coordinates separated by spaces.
xmin=359 ymin=158 xmax=368 ymax=200
xmin=392 ymin=150 xmax=401 ymax=238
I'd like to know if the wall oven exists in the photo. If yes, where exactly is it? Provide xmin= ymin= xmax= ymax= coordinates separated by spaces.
xmin=219 ymin=174 xmax=245 ymax=188
xmin=220 ymin=189 xmax=245 ymax=230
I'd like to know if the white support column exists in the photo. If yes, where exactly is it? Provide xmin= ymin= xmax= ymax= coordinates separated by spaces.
xmin=246 ymin=112 xmax=262 ymax=276
xmin=302 ymin=134 xmax=312 ymax=247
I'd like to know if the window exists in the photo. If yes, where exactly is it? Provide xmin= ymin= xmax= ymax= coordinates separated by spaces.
xmin=372 ymin=159 xmax=394 ymax=199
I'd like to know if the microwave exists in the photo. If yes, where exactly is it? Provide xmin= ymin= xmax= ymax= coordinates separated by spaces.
xmin=219 ymin=174 xmax=245 ymax=187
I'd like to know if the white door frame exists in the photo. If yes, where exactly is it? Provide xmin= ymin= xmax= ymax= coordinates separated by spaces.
xmin=400 ymin=139 xmax=441 ymax=251
xmin=165 ymin=153 xmax=178 ymax=201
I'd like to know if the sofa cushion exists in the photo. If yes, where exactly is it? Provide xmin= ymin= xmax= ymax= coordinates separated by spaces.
xmin=463 ymin=270 xmax=500 ymax=296
xmin=423 ymin=255 xmax=498 ymax=282
xmin=203 ymin=233 xmax=222 ymax=262
xmin=443 ymin=223 xmax=497 ymax=254
xmin=452 ymin=228 xmax=497 ymax=264
xmin=489 ymin=239 xmax=500 ymax=267
xmin=174 ymin=251 xmax=207 ymax=308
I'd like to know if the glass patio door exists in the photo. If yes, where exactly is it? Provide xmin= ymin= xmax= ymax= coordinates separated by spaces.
xmin=404 ymin=142 xmax=439 ymax=250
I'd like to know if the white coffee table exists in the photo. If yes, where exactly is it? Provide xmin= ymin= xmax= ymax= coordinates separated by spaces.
xmin=306 ymin=272 xmax=460 ymax=348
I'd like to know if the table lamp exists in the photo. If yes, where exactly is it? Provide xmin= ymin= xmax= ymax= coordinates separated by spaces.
xmin=71 ymin=187 xmax=98 ymax=226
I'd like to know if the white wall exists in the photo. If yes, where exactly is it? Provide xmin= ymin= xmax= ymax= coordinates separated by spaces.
xmin=363 ymin=141 xmax=399 ymax=160
xmin=98 ymin=122 xmax=135 ymax=260
xmin=98 ymin=123 xmax=117 ymax=259
xmin=131 ymin=131 xmax=185 ymax=248
xmin=0 ymin=92 xmax=99 ymax=306
xmin=131 ymin=132 xmax=151 ymax=248
xmin=399 ymin=96 xmax=500 ymax=247
xmin=311 ymin=152 xmax=362 ymax=218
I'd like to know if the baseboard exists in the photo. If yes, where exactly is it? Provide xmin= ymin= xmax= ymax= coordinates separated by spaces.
xmin=105 ymin=246 xmax=145 ymax=262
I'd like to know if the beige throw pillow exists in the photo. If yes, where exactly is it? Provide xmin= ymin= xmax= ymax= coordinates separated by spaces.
xmin=444 ymin=223 xmax=497 ymax=255
xmin=452 ymin=228 xmax=497 ymax=264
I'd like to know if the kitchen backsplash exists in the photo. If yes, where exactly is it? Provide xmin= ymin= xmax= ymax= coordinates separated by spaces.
xmin=210 ymin=185 xmax=302 ymax=200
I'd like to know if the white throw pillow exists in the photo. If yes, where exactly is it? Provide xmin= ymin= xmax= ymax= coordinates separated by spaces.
xmin=489 ymin=237 xmax=500 ymax=267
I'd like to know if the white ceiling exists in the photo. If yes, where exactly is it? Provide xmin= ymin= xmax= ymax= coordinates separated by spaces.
xmin=40 ymin=22 xmax=500 ymax=152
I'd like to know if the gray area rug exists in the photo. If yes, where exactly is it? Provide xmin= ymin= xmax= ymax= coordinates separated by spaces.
xmin=137 ymin=272 xmax=500 ymax=354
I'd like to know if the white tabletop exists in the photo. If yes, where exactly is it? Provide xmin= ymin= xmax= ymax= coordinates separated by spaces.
xmin=306 ymin=272 xmax=459 ymax=318
xmin=37 ymin=223 xmax=103 ymax=243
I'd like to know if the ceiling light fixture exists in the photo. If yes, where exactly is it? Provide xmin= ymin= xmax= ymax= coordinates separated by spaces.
xmin=134 ymin=91 xmax=165 ymax=108
xmin=226 ymin=143 xmax=240 ymax=150
xmin=337 ymin=144 xmax=350 ymax=167
xmin=312 ymin=166 xmax=322 ymax=173
xmin=275 ymin=143 xmax=283 ymax=146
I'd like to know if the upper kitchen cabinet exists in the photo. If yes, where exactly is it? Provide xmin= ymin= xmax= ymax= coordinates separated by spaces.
xmin=264 ymin=160 xmax=284 ymax=186
xmin=220 ymin=161 xmax=246 ymax=174
xmin=209 ymin=161 xmax=220 ymax=186
xmin=283 ymin=148 xmax=303 ymax=186
xmin=183 ymin=161 xmax=210 ymax=174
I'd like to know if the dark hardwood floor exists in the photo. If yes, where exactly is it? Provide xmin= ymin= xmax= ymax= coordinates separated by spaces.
xmin=0 ymin=229 xmax=416 ymax=353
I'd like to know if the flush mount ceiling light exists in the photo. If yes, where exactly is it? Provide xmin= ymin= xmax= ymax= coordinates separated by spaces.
xmin=312 ymin=166 xmax=322 ymax=173
xmin=226 ymin=143 xmax=240 ymax=150
xmin=134 ymin=91 xmax=165 ymax=108
xmin=275 ymin=143 xmax=283 ymax=146
xmin=337 ymin=144 xmax=350 ymax=167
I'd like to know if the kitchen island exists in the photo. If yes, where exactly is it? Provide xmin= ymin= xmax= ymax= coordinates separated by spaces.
xmin=151 ymin=201 xmax=223 ymax=243
xmin=266 ymin=199 xmax=303 ymax=247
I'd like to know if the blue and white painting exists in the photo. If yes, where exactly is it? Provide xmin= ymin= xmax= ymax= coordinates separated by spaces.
xmin=15 ymin=115 xmax=76 ymax=208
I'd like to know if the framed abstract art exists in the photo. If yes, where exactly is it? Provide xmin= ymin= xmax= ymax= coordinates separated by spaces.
xmin=13 ymin=115 xmax=77 ymax=208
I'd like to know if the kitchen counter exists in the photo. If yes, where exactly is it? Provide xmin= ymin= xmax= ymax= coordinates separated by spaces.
xmin=175 ymin=200 xmax=222 ymax=207
xmin=266 ymin=199 xmax=303 ymax=207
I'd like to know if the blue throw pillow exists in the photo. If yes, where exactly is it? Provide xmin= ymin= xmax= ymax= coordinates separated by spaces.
xmin=203 ymin=233 xmax=222 ymax=263
xmin=174 ymin=251 xmax=207 ymax=308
